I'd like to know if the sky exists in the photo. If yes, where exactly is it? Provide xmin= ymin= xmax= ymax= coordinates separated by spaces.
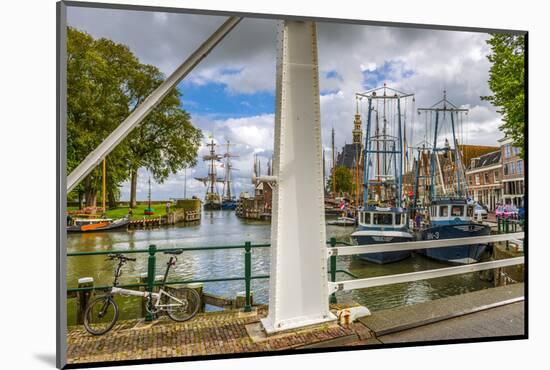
xmin=67 ymin=7 xmax=504 ymax=201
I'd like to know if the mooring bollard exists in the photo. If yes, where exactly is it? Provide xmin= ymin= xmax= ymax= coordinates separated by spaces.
xmin=330 ymin=237 xmax=337 ymax=304
xmin=244 ymin=241 xmax=252 ymax=312
xmin=146 ymin=245 xmax=157 ymax=321
xmin=76 ymin=277 xmax=94 ymax=325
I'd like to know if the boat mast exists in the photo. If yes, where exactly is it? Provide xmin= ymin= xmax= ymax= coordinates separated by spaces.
xmin=222 ymin=140 xmax=238 ymax=201
xmin=358 ymin=85 xmax=413 ymax=208
xmin=418 ymin=91 xmax=469 ymax=201
xmin=148 ymin=176 xmax=151 ymax=211
xmin=331 ymin=127 xmax=336 ymax=196
xmin=102 ymin=158 xmax=106 ymax=213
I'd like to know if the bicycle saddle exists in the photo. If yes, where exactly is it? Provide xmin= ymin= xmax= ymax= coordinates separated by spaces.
xmin=163 ymin=249 xmax=183 ymax=255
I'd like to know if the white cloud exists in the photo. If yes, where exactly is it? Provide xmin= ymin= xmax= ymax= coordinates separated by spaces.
xmin=68 ymin=8 xmax=506 ymax=200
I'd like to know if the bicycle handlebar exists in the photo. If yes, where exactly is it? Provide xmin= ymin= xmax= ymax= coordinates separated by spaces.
xmin=105 ymin=253 xmax=136 ymax=262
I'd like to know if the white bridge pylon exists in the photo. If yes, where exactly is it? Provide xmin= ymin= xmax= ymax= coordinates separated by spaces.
xmin=260 ymin=20 xmax=336 ymax=334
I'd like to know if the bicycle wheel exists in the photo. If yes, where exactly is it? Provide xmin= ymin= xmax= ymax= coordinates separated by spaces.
xmin=164 ymin=287 xmax=201 ymax=322
xmin=83 ymin=296 xmax=119 ymax=335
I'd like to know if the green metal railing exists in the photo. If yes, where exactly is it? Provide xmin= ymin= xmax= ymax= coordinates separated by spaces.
xmin=497 ymin=217 xmax=525 ymax=234
xmin=67 ymin=238 xmax=355 ymax=319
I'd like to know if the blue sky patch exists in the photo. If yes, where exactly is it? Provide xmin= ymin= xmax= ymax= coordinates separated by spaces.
xmin=362 ymin=60 xmax=414 ymax=89
xmin=177 ymin=81 xmax=275 ymax=118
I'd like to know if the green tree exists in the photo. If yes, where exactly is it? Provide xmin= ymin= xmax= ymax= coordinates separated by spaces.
xmin=67 ymin=27 xmax=137 ymax=207
xmin=125 ymin=64 xmax=202 ymax=207
xmin=482 ymin=34 xmax=525 ymax=158
xmin=326 ymin=166 xmax=355 ymax=194
xmin=67 ymin=27 xmax=202 ymax=207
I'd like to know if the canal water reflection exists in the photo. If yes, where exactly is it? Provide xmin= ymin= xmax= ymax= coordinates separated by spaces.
xmin=67 ymin=210 xmax=492 ymax=325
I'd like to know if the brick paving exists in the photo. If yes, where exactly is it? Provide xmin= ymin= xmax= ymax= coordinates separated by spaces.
xmin=67 ymin=307 xmax=358 ymax=364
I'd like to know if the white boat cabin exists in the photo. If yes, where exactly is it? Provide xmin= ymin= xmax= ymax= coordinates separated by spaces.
xmin=428 ymin=202 xmax=474 ymax=224
xmin=357 ymin=207 xmax=407 ymax=228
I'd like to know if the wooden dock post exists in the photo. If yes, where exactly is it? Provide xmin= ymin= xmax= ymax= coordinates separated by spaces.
xmin=76 ymin=277 xmax=94 ymax=325
xmin=235 ymin=291 xmax=253 ymax=310
xmin=165 ymin=282 xmax=205 ymax=313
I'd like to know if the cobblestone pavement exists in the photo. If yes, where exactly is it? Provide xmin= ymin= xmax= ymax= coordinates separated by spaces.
xmin=67 ymin=308 xmax=359 ymax=364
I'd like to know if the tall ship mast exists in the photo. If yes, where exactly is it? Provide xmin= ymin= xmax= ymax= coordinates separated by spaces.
xmin=416 ymin=92 xmax=490 ymax=264
xmin=221 ymin=140 xmax=238 ymax=210
xmin=195 ymin=138 xmax=223 ymax=210
xmin=351 ymin=84 xmax=416 ymax=264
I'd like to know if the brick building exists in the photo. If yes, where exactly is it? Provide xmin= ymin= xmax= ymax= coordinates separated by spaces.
xmin=465 ymin=150 xmax=502 ymax=211
xmin=498 ymin=137 xmax=524 ymax=207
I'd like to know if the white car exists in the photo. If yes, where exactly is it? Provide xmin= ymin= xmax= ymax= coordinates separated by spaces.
xmin=473 ymin=204 xmax=488 ymax=220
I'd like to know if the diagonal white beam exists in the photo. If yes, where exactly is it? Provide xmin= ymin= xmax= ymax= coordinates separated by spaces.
xmin=327 ymin=232 xmax=524 ymax=257
xmin=66 ymin=16 xmax=242 ymax=192
xmin=328 ymin=256 xmax=524 ymax=293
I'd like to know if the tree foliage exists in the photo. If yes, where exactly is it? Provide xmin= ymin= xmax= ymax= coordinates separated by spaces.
xmin=481 ymin=34 xmax=525 ymax=158
xmin=66 ymin=27 xmax=202 ymax=207
xmin=326 ymin=166 xmax=355 ymax=195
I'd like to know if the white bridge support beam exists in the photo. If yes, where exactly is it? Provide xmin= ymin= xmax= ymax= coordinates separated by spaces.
xmin=261 ymin=20 xmax=335 ymax=334
xmin=66 ymin=16 xmax=242 ymax=192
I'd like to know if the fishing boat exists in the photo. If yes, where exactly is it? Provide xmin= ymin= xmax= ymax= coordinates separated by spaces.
xmin=351 ymin=85 xmax=416 ymax=264
xmin=67 ymin=217 xmax=130 ymax=233
xmin=416 ymin=93 xmax=491 ymax=264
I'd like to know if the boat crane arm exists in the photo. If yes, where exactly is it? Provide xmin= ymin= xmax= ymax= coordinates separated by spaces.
xmin=66 ymin=16 xmax=242 ymax=192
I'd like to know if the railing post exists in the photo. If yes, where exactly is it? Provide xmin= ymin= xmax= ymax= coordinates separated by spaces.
xmin=244 ymin=241 xmax=252 ymax=312
xmin=76 ymin=277 xmax=94 ymax=325
xmin=330 ymin=237 xmax=337 ymax=304
xmin=497 ymin=217 xmax=502 ymax=234
xmin=146 ymin=244 xmax=157 ymax=321
xmin=505 ymin=218 xmax=510 ymax=233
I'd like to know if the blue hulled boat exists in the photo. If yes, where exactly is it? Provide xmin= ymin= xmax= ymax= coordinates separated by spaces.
xmin=350 ymin=85 xmax=416 ymax=264
xmin=353 ymin=206 xmax=413 ymax=263
xmin=416 ymin=93 xmax=491 ymax=264
xmin=420 ymin=198 xmax=490 ymax=264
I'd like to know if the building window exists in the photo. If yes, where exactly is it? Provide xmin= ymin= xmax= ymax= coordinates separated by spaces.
xmin=510 ymin=162 xmax=516 ymax=175
xmin=504 ymin=164 xmax=509 ymax=176
xmin=514 ymin=146 xmax=520 ymax=156
xmin=484 ymin=173 xmax=489 ymax=184
xmin=475 ymin=174 xmax=480 ymax=185
xmin=505 ymin=144 xmax=511 ymax=158
xmin=517 ymin=160 xmax=523 ymax=174
xmin=494 ymin=170 xmax=499 ymax=181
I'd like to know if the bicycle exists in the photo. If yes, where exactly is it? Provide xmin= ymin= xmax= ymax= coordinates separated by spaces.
xmin=83 ymin=250 xmax=201 ymax=335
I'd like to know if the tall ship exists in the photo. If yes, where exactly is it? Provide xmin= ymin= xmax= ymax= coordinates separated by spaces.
xmin=416 ymin=92 xmax=491 ymax=264
xmin=351 ymin=85 xmax=416 ymax=264
xmin=220 ymin=140 xmax=238 ymax=210
xmin=195 ymin=139 xmax=223 ymax=210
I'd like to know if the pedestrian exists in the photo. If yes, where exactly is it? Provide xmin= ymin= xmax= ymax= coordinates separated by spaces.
xmin=415 ymin=213 xmax=421 ymax=229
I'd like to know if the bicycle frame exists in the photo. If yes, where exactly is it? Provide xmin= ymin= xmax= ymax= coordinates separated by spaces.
xmin=110 ymin=287 xmax=186 ymax=310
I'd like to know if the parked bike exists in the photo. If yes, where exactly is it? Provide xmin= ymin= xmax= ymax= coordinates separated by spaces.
xmin=83 ymin=250 xmax=201 ymax=335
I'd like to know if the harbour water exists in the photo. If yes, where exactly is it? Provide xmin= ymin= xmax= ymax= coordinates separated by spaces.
xmin=67 ymin=210 xmax=493 ymax=325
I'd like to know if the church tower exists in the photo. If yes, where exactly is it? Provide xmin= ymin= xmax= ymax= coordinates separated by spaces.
xmin=352 ymin=99 xmax=362 ymax=145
